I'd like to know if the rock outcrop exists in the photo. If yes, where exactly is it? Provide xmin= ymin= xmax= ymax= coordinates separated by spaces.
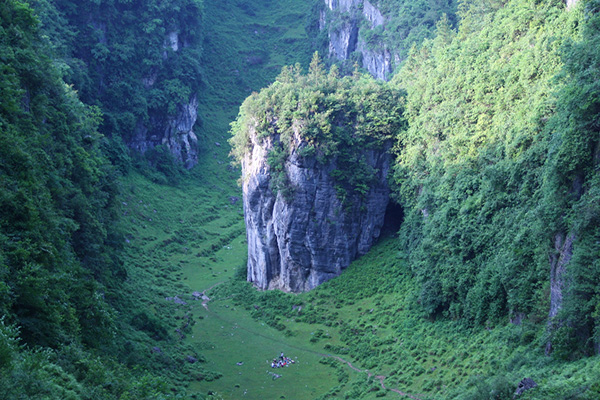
xmin=129 ymin=30 xmax=200 ymax=168
xmin=242 ymin=132 xmax=392 ymax=292
xmin=130 ymin=94 xmax=199 ymax=169
xmin=513 ymin=378 xmax=538 ymax=398
xmin=322 ymin=0 xmax=393 ymax=80
xmin=357 ymin=40 xmax=392 ymax=81
xmin=545 ymin=231 xmax=576 ymax=354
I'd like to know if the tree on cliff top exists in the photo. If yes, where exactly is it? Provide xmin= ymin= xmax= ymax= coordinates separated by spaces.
xmin=230 ymin=52 xmax=405 ymax=199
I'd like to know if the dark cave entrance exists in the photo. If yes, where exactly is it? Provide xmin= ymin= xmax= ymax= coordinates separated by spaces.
xmin=381 ymin=200 xmax=404 ymax=237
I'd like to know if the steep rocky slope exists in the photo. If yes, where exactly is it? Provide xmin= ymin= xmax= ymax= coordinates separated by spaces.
xmin=319 ymin=0 xmax=456 ymax=80
xmin=43 ymin=0 xmax=204 ymax=168
xmin=231 ymin=62 xmax=404 ymax=292
xmin=243 ymin=131 xmax=392 ymax=292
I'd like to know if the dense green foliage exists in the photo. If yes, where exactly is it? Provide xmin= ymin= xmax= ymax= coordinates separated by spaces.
xmin=384 ymin=1 xmax=599 ymax=357
xmin=0 ymin=0 xmax=120 ymax=350
xmin=393 ymin=0 xmax=573 ymax=323
xmin=37 ymin=0 xmax=204 ymax=144
xmin=1 ymin=0 xmax=315 ymax=397
xmin=391 ymin=0 xmax=600 ymax=356
xmin=3 ymin=0 xmax=600 ymax=397
xmin=543 ymin=0 xmax=600 ymax=358
xmin=316 ymin=0 xmax=457 ymax=75
xmin=0 ymin=1 xmax=212 ymax=397
xmin=230 ymin=0 xmax=600 ymax=380
xmin=363 ymin=0 xmax=457 ymax=61
xmin=229 ymin=0 xmax=600 ymax=395
xmin=230 ymin=54 xmax=404 ymax=199
xmin=210 ymin=238 xmax=600 ymax=399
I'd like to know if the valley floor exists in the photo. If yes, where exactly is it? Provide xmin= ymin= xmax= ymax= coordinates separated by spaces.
xmin=124 ymin=164 xmax=600 ymax=399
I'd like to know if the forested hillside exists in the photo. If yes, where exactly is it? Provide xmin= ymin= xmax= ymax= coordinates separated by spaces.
xmin=392 ymin=0 xmax=600 ymax=358
xmin=0 ymin=1 xmax=167 ymax=397
xmin=1 ymin=0 xmax=314 ymax=398
xmin=34 ymin=0 xmax=205 ymax=168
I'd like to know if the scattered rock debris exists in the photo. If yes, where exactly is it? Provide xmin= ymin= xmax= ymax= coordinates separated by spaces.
xmin=165 ymin=296 xmax=187 ymax=305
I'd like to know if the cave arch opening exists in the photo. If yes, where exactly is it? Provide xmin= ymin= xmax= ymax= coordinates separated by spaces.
xmin=381 ymin=200 xmax=404 ymax=237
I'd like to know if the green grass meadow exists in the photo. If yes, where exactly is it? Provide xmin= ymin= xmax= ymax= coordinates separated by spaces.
xmin=117 ymin=147 xmax=600 ymax=399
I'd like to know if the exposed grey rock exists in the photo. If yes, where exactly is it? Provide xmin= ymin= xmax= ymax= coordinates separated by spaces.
xmin=549 ymin=232 xmax=576 ymax=318
xmin=242 ymin=129 xmax=391 ymax=293
xmin=513 ymin=378 xmax=537 ymax=398
xmin=165 ymin=295 xmax=188 ymax=305
xmin=325 ymin=0 xmax=361 ymax=61
xmin=357 ymin=39 xmax=392 ymax=80
xmin=566 ymin=0 xmax=579 ymax=9
xmin=545 ymin=232 xmax=576 ymax=354
xmin=185 ymin=355 xmax=198 ymax=364
xmin=510 ymin=312 xmax=525 ymax=325
xmin=130 ymin=94 xmax=199 ymax=169
xmin=328 ymin=20 xmax=359 ymax=60
xmin=166 ymin=31 xmax=180 ymax=52
xmin=325 ymin=0 xmax=362 ymax=13
xmin=192 ymin=291 xmax=203 ymax=299
xmin=363 ymin=0 xmax=384 ymax=28
xmin=322 ymin=0 xmax=392 ymax=80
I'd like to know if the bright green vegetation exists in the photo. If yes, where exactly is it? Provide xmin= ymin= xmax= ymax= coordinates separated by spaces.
xmin=34 ymin=0 xmax=204 ymax=144
xmin=225 ymin=0 xmax=600 ymax=397
xmin=361 ymin=0 xmax=457 ymax=63
xmin=207 ymin=238 xmax=600 ymax=399
xmin=391 ymin=0 xmax=600 ymax=358
xmin=230 ymin=54 xmax=404 ymax=199
xmin=316 ymin=0 xmax=457 ymax=73
xmin=0 ymin=1 xmax=185 ymax=397
xmin=1 ymin=0 xmax=315 ymax=397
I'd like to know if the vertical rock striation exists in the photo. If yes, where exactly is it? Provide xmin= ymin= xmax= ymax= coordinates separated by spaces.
xmin=323 ymin=0 xmax=393 ymax=80
xmin=242 ymin=132 xmax=392 ymax=292
xmin=130 ymin=94 xmax=199 ymax=169
xmin=130 ymin=30 xmax=200 ymax=168
xmin=545 ymin=231 xmax=576 ymax=354
xmin=231 ymin=65 xmax=403 ymax=293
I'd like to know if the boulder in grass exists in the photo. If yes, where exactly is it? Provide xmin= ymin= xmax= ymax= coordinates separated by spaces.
xmin=514 ymin=378 xmax=537 ymax=398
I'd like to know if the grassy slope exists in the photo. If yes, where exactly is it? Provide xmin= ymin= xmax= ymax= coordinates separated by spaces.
xmin=197 ymin=237 xmax=600 ymax=399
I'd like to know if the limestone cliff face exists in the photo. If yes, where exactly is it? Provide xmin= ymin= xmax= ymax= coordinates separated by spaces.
xmin=323 ymin=0 xmax=393 ymax=80
xmin=130 ymin=94 xmax=199 ymax=169
xmin=357 ymin=40 xmax=392 ymax=81
xmin=242 ymin=130 xmax=392 ymax=292
xmin=548 ymin=232 xmax=576 ymax=321
xmin=129 ymin=31 xmax=199 ymax=168
xmin=545 ymin=232 xmax=576 ymax=354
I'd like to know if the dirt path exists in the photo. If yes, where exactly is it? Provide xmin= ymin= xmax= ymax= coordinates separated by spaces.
xmin=200 ymin=281 xmax=224 ymax=310
xmin=200 ymin=285 xmax=422 ymax=400
xmin=327 ymin=356 xmax=422 ymax=400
